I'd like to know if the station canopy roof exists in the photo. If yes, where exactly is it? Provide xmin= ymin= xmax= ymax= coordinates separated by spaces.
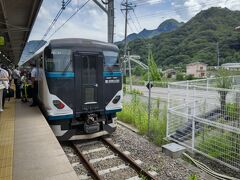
xmin=0 ymin=0 xmax=43 ymax=65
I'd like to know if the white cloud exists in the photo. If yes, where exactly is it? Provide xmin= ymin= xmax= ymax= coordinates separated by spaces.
xmin=146 ymin=0 xmax=164 ymax=5
xmin=179 ymin=0 xmax=240 ymax=19
xmin=28 ymin=0 xmax=240 ymax=43
xmin=29 ymin=0 xmax=108 ymax=41
xmin=38 ymin=6 xmax=50 ymax=20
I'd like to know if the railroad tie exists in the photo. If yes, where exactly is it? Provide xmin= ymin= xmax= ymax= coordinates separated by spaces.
xmin=98 ymin=164 xmax=130 ymax=175
xmin=126 ymin=176 xmax=142 ymax=180
xmin=82 ymin=147 xmax=107 ymax=154
xmin=89 ymin=154 xmax=117 ymax=164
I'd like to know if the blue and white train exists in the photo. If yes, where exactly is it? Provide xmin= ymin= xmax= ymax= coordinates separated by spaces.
xmin=23 ymin=38 xmax=122 ymax=141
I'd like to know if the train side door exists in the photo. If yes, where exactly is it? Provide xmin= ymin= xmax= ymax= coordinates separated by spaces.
xmin=73 ymin=52 xmax=103 ymax=116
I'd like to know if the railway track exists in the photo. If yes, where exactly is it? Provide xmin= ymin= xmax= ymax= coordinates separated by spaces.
xmin=66 ymin=137 xmax=157 ymax=180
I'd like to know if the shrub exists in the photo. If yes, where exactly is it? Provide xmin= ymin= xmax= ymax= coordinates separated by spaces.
xmin=117 ymin=95 xmax=167 ymax=145
xmin=176 ymin=73 xmax=184 ymax=81
xmin=186 ymin=74 xmax=194 ymax=80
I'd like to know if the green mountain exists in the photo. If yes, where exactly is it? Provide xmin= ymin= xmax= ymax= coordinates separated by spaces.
xmin=117 ymin=19 xmax=184 ymax=43
xmin=123 ymin=7 xmax=240 ymax=68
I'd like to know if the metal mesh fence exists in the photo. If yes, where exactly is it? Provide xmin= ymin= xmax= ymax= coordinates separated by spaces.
xmin=167 ymin=76 xmax=240 ymax=170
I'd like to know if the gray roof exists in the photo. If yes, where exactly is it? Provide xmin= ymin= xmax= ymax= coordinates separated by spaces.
xmin=49 ymin=38 xmax=119 ymax=51
xmin=221 ymin=63 xmax=240 ymax=68
xmin=187 ymin=62 xmax=207 ymax=66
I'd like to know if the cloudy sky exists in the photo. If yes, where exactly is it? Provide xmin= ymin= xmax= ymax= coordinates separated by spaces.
xmin=28 ymin=0 xmax=240 ymax=42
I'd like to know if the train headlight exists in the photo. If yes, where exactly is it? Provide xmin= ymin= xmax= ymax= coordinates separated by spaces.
xmin=112 ymin=95 xmax=121 ymax=104
xmin=53 ymin=100 xmax=65 ymax=109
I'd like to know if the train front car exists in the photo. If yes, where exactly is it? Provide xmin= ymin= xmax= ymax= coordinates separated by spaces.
xmin=42 ymin=38 xmax=122 ymax=141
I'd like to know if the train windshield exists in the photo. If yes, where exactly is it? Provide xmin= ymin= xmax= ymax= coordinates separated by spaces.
xmin=103 ymin=51 xmax=119 ymax=72
xmin=45 ymin=49 xmax=72 ymax=72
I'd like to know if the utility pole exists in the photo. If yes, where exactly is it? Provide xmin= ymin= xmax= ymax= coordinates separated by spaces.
xmin=123 ymin=54 xmax=152 ymax=136
xmin=93 ymin=0 xmax=114 ymax=43
xmin=107 ymin=0 xmax=114 ymax=43
xmin=128 ymin=50 xmax=132 ymax=91
xmin=121 ymin=0 xmax=134 ymax=82
xmin=147 ymin=43 xmax=152 ymax=137
xmin=217 ymin=42 xmax=220 ymax=67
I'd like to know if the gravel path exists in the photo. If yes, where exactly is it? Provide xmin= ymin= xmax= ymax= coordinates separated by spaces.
xmin=111 ymin=124 xmax=217 ymax=180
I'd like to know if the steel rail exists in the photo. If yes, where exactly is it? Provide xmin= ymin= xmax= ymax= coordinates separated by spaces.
xmin=72 ymin=142 xmax=104 ymax=180
xmin=101 ymin=137 xmax=156 ymax=180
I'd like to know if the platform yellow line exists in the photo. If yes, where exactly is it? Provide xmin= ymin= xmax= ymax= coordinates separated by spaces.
xmin=0 ymin=99 xmax=15 ymax=180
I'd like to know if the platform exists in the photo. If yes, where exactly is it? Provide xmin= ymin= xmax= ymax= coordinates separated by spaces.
xmin=0 ymin=99 xmax=78 ymax=180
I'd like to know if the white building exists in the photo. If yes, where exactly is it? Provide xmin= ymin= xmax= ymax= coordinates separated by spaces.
xmin=221 ymin=63 xmax=240 ymax=70
xmin=186 ymin=62 xmax=207 ymax=78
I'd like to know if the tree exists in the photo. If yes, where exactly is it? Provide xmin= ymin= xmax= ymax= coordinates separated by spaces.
xmin=148 ymin=50 xmax=161 ymax=81
xmin=176 ymin=73 xmax=184 ymax=81
xmin=132 ymin=65 xmax=144 ymax=76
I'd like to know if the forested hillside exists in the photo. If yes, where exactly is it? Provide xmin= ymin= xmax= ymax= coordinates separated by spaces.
xmin=117 ymin=19 xmax=184 ymax=43
xmin=120 ymin=7 xmax=240 ymax=68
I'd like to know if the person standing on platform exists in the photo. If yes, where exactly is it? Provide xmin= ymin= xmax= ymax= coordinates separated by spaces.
xmin=0 ymin=66 xmax=9 ymax=112
xmin=20 ymin=72 xmax=28 ymax=103
xmin=12 ymin=65 xmax=21 ymax=99
xmin=30 ymin=64 xmax=38 ymax=107
xmin=1 ymin=65 xmax=9 ymax=109
xmin=7 ymin=67 xmax=12 ymax=86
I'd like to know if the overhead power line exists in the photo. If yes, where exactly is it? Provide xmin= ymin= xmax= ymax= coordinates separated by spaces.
xmin=129 ymin=13 xmax=141 ymax=32
xmin=32 ymin=0 xmax=72 ymax=53
xmin=42 ymin=0 xmax=72 ymax=40
xmin=120 ymin=11 xmax=147 ymax=47
xmin=132 ymin=9 xmax=142 ymax=30
xmin=46 ymin=0 xmax=91 ymax=41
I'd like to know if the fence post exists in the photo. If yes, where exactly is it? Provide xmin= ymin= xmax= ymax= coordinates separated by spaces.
xmin=186 ymin=80 xmax=189 ymax=116
xmin=166 ymin=83 xmax=170 ymax=137
xmin=192 ymin=85 xmax=196 ymax=150
xmin=206 ymin=78 xmax=209 ymax=112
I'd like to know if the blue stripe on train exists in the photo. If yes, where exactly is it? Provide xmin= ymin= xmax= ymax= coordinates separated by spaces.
xmin=103 ymin=72 xmax=122 ymax=77
xmin=46 ymin=72 xmax=75 ymax=78
xmin=46 ymin=72 xmax=121 ymax=78
xmin=48 ymin=114 xmax=74 ymax=120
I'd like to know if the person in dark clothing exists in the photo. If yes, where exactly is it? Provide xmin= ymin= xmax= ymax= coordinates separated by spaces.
xmin=12 ymin=65 xmax=21 ymax=99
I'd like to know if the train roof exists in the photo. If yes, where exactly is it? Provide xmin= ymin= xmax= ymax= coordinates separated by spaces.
xmin=49 ymin=38 xmax=119 ymax=51
xmin=20 ymin=38 xmax=119 ymax=66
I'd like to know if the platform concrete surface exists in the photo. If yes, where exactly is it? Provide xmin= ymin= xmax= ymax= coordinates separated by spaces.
xmin=13 ymin=101 xmax=78 ymax=180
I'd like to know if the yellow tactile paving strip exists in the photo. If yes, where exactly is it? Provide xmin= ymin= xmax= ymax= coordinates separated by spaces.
xmin=0 ymin=99 xmax=15 ymax=180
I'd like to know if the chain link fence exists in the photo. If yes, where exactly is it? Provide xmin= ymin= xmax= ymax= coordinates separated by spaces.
xmin=167 ymin=76 xmax=240 ymax=171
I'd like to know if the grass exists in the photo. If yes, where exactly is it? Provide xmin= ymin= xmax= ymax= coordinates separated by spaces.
xmin=197 ymin=131 xmax=240 ymax=166
xmin=188 ymin=174 xmax=198 ymax=180
xmin=117 ymin=94 xmax=167 ymax=145
xmin=126 ymin=88 xmax=143 ymax=95
xmin=196 ymin=102 xmax=240 ymax=166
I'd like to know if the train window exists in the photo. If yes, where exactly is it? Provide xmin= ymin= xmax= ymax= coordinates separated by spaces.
xmin=45 ymin=49 xmax=72 ymax=72
xmin=103 ymin=51 xmax=119 ymax=72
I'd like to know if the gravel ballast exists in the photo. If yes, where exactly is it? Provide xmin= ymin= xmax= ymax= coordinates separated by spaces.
xmin=62 ymin=124 xmax=218 ymax=180
xmin=111 ymin=124 xmax=217 ymax=180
